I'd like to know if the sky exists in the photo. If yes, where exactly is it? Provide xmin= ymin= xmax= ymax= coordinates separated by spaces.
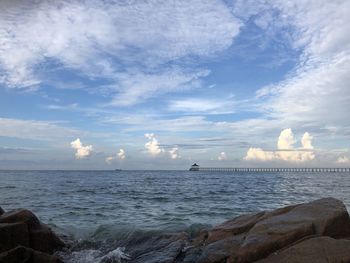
xmin=0 ymin=0 xmax=349 ymax=169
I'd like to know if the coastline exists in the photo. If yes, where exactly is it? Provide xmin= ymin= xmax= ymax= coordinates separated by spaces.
xmin=1 ymin=197 xmax=350 ymax=263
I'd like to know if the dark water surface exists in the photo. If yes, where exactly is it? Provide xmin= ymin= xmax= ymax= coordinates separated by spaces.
xmin=1 ymin=170 xmax=349 ymax=262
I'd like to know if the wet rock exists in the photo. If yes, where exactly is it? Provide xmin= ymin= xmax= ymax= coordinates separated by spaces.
xmin=0 ymin=245 xmax=63 ymax=263
xmin=196 ymin=235 xmax=244 ymax=263
xmin=119 ymin=232 xmax=189 ymax=263
xmin=256 ymin=236 xmax=350 ymax=263
xmin=0 ymin=207 xmax=4 ymax=216
xmin=0 ymin=209 xmax=65 ymax=254
xmin=133 ymin=239 xmax=185 ymax=263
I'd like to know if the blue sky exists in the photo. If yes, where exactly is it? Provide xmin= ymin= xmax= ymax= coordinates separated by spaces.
xmin=0 ymin=0 xmax=349 ymax=169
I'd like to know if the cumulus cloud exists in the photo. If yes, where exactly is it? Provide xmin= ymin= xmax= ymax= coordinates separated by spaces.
xmin=337 ymin=156 xmax=350 ymax=164
xmin=244 ymin=128 xmax=315 ymax=163
xmin=218 ymin=151 xmax=227 ymax=161
xmin=145 ymin=133 xmax=164 ymax=156
xmin=70 ymin=138 xmax=93 ymax=159
xmin=169 ymin=147 xmax=180 ymax=159
xmin=106 ymin=149 xmax=126 ymax=164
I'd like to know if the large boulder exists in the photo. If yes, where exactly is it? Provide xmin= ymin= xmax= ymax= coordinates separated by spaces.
xmin=0 ymin=209 xmax=65 ymax=254
xmin=0 ymin=222 xmax=29 ymax=252
xmin=0 ymin=246 xmax=63 ymax=263
xmin=230 ymin=198 xmax=350 ymax=262
xmin=0 ymin=207 xmax=4 ymax=216
xmin=180 ymin=197 xmax=350 ymax=263
xmin=256 ymin=236 xmax=350 ymax=263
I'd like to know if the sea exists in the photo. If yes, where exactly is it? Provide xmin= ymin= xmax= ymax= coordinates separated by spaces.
xmin=1 ymin=170 xmax=349 ymax=262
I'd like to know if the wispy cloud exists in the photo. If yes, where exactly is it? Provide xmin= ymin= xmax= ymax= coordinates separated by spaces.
xmin=168 ymin=97 xmax=236 ymax=114
xmin=0 ymin=117 xmax=81 ymax=141
xmin=0 ymin=0 xmax=241 ymax=105
xmin=109 ymin=68 xmax=210 ymax=106
xmin=248 ymin=0 xmax=350 ymax=130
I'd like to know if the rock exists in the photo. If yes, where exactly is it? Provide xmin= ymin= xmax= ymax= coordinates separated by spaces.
xmin=0 ymin=207 xmax=4 ymax=216
xmin=0 ymin=209 xmax=65 ymax=254
xmin=195 ymin=235 xmax=244 ymax=263
xmin=230 ymin=198 xmax=350 ymax=262
xmin=0 ymin=245 xmax=63 ymax=263
xmin=182 ymin=197 xmax=350 ymax=263
xmin=256 ymin=236 xmax=350 ymax=263
xmin=118 ymin=231 xmax=189 ymax=263
xmin=0 ymin=222 xmax=29 ymax=252
xmin=0 ymin=209 xmax=41 ymax=229
xmin=204 ymin=211 xmax=265 ymax=244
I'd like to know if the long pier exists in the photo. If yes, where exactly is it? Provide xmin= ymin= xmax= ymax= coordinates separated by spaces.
xmin=190 ymin=167 xmax=350 ymax=173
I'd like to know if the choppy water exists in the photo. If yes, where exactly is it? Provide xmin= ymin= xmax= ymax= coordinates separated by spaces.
xmin=1 ymin=170 xmax=350 ymax=262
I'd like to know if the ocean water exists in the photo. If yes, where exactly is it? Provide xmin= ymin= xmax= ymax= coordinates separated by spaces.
xmin=1 ymin=170 xmax=350 ymax=262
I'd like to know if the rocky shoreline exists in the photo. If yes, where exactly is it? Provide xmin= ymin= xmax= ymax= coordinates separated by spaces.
xmin=1 ymin=197 xmax=350 ymax=263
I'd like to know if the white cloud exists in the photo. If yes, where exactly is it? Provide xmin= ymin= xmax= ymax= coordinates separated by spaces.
xmin=168 ymin=97 xmax=236 ymax=114
xmin=118 ymin=149 xmax=126 ymax=160
xmin=246 ymin=0 xmax=350 ymax=131
xmin=244 ymin=128 xmax=315 ymax=163
xmin=106 ymin=148 xmax=126 ymax=164
xmin=0 ymin=0 xmax=241 ymax=104
xmin=144 ymin=133 xmax=164 ymax=156
xmin=337 ymin=156 xmax=350 ymax=164
xmin=70 ymin=138 xmax=93 ymax=159
xmin=169 ymin=147 xmax=180 ymax=159
xmin=110 ymin=68 xmax=209 ymax=106
xmin=218 ymin=151 xmax=227 ymax=161
xmin=245 ymin=148 xmax=275 ymax=162
xmin=301 ymin=132 xmax=313 ymax=150
xmin=277 ymin=128 xmax=295 ymax=150
xmin=0 ymin=117 xmax=80 ymax=141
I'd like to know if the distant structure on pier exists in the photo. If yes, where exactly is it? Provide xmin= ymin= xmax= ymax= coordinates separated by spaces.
xmin=189 ymin=163 xmax=200 ymax=171
xmin=189 ymin=163 xmax=350 ymax=173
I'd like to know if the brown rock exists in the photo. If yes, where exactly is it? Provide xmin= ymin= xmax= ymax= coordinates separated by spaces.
xmin=204 ymin=205 xmax=300 ymax=245
xmin=205 ymin=212 xmax=265 ymax=244
xmin=196 ymin=235 xmax=244 ymax=263
xmin=0 ymin=245 xmax=63 ymax=263
xmin=256 ymin=236 xmax=350 ymax=263
xmin=0 ymin=209 xmax=41 ymax=229
xmin=185 ymin=198 xmax=350 ymax=263
xmin=0 ymin=222 xmax=29 ymax=252
xmin=230 ymin=219 xmax=314 ymax=262
xmin=30 ymin=224 xmax=66 ymax=254
xmin=228 ymin=197 xmax=350 ymax=262
xmin=0 ymin=209 xmax=65 ymax=254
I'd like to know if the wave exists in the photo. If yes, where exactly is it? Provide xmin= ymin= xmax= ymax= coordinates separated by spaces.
xmin=55 ymin=223 xmax=210 ymax=263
